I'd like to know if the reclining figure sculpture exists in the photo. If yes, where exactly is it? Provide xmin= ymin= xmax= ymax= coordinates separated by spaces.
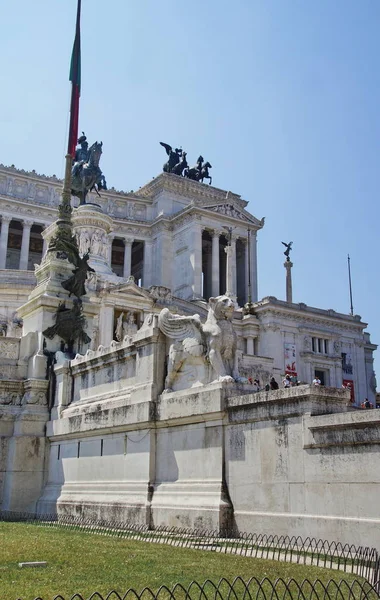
xmin=158 ymin=295 xmax=247 ymax=393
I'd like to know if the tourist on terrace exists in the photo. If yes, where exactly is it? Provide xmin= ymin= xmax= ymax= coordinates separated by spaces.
xmin=270 ymin=376 xmax=279 ymax=390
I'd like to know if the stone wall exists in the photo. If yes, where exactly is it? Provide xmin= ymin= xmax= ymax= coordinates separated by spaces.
xmin=32 ymin=379 xmax=380 ymax=548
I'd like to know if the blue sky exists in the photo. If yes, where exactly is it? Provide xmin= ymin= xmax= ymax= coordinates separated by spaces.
xmin=1 ymin=1 xmax=379 ymax=387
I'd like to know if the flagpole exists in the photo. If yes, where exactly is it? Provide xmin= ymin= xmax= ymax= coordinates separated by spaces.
xmin=49 ymin=0 xmax=82 ymax=253
xmin=348 ymin=254 xmax=354 ymax=316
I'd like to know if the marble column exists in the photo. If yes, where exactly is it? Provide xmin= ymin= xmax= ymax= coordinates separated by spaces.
xmin=107 ymin=235 xmax=114 ymax=267
xmin=20 ymin=220 xmax=33 ymax=270
xmin=123 ymin=237 xmax=133 ymax=279
xmin=231 ymin=235 xmax=237 ymax=296
xmin=245 ymin=239 xmax=249 ymax=303
xmin=190 ymin=220 xmax=203 ymax=298
xmin=0 ymin=216 xmax=11 ymax=269
xmin=246 ymin=336 xmax=254 ymax=355
xmin=211 ymin=230 xmax=220 ymax=297
xmin=143 ymin=239 xmax=153 ymax=288
xmin=42 ymin=229 xmax=48 ymax=258
xmin=99 ymin=305 xmax=114 ymax=347
xmin=284 ymin=259 xmax=293 ymax=303
xmin=251 ymin=231 xmax=258 ymax=302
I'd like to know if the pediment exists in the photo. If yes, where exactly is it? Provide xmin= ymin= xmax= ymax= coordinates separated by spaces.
xmin=107 ymin=281 xmax=153 ymax=301
xmin=203 ymin=203 xmax=264 ymax=228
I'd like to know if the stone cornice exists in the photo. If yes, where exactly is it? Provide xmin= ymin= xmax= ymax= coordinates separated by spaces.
xmin=254 ymin=297 xmax=367 ymax=333
xmin=0 ymin=163 xmax=147 ymax=199
xmin=135 ymin=172 xmax=248 ymax=208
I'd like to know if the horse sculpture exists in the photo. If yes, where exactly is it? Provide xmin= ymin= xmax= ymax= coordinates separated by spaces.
xmin=199 ymin=162 xmax=212 ymax=185
xmin=184 ymin=156 xmax=212 ymax=185
xmin=171 ymin=151 xmax=188 ymax=176
xmin=71 ymin=141 xmax=106 ymax=206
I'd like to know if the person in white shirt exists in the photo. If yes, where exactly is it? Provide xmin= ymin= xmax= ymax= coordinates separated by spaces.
xmin=283 ymin=374 xmax=291 ymax=388
xmin=312 ymin=377 xmax=321 ymax=386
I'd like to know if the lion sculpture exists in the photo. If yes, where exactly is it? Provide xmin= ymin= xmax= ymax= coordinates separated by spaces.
xmin=158 ymin=295 xmax=247 ymax=393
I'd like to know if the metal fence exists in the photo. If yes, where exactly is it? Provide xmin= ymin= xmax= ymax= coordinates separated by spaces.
xmin=13 ymin=577 xmax=380 ymax=600
xmin=1 ymin=511 xmax=379 ymax=597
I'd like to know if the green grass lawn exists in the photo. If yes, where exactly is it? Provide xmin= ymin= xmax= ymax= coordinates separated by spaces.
xmin=0 ymin=522 xmax=373 ymax=600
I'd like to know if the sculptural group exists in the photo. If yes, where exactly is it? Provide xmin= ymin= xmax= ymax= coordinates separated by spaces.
xmin=158 ymin=295 xmax=247 ymax=392
xmin=160 ymin=143 xmax=212 ymax=185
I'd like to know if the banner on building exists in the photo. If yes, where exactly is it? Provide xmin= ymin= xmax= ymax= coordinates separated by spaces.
xmin=342 ymin=379 xmax=355 ymax=402
xmin=284 ymin=342 xmax=297 ymax=376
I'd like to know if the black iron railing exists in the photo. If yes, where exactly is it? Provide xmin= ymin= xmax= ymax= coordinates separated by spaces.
xmin=11 ymin=577 xmax=380 ymax=600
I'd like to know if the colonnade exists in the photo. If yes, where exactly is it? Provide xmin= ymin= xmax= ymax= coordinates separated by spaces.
xmin=200 ymin=228 xmax=258 ymax=305
xmin=111 ymin=236 xmax=153 ymax=287
xmin=0 ymin=217 xmax=46 ymax=270
xmin=0 ymin=217 xmax=259 ymax=306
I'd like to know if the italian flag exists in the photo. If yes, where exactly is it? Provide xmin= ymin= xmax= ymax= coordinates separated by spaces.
xmin=67 ymin=0 xmax=81 ymax=158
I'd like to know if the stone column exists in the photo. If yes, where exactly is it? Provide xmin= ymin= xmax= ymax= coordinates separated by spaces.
xmin=123 ymin=237 xmax=133 ymax=279
xmin=284 ymin=259 xmax=293 ymax=303
xmin=246 ymin=336 xmax=254 ymax=355
xmin=231 ymin=235 xmax=237 ymax=296
xmin=0 ymin=216 xmax=11 ymax=269
xmin=245 ymin=239 xmax=249 ymax=304
xmin=211 ymin=230 xmax=220 ymax=297
xmin=143 ymin=239 xmax=153 ymax=288
xmin=19 ymin=220 xmax=33 ymax=270
xmin=224 ymin=245 xmax=235 ymax=300
xmin=99 ymin=304 xmax=114 ymax=347
xmin=108 ymin=234 xmax=114 ymax=267
xmin=42 ymin=232 xmax=48 ymax=258
xmin=190 ymin=219 xmax=203 ymax=298
xmin=251 ymin=231 xmax=258 ymax=302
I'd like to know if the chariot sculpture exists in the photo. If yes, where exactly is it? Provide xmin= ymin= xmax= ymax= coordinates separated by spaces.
xmin=159 ymin=142 xmax=212 ymax=185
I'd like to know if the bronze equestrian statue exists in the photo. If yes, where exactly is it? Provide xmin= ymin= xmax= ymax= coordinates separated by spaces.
xmin=71 ymin=134 xmax=107 ymax=205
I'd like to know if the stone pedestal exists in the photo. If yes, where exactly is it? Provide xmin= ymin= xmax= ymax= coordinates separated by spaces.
xmin=71 ymin=204 xmax=114 ymax=277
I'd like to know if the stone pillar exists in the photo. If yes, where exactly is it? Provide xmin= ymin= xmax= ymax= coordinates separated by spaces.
xmin=143 ymin=240 xmax=153 ymax=288
xmin=251 ymin=231 xmax=258 ymax=302
xmin=246 ymin=336 xmax=254 ymax=355
xmin=190 ymin=219 xmax=203 ymax=298
xmin=224 ymin=245 xmax=236 ymax=302
xmin=231 ymin=236 xmax=237 ymax=296
xmin=245 ymin=239 xmax=249 ymax=303
xmin=123 ymin=237 xmax=133 ymax=278
xmin=284 ymin=259 xmax=293 ymax=303
xmin=108 ymin=234 xmax=114 ymax=267
xmin=19 ymin=220 xmax=33 ymax=270
xmin=99 ymin=304 xmax=114 ymax=347
xmin=211 ymin=230 xmax=220 ymax=297
xmin=0 ymin=216 xmax=11 ymax=269
xmin=42 ymin=234 xmax=48 ymax=258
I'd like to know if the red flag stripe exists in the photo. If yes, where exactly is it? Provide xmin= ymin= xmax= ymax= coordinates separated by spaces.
xmin=67 ymin=0 xmax=81 ymax=158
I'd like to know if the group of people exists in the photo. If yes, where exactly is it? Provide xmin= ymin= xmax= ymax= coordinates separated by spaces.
xmin=248 ymin=376 xmax=279 ymax=392
xmin=283 ymin=374 xmax=301 ymax=388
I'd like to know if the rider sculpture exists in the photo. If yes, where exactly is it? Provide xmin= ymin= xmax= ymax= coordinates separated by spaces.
xmin=71 ymin=133 xmax=107 ymax=206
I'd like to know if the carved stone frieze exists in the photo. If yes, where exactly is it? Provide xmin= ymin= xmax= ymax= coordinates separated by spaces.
xmin=149 ymin=285 xmax=173 ymax=304
xmin=204 ymin=204 xmax=256 ymax=224
xmin=0 ymin=391 xmax=22 ymax=405
xmin=0 ymin=338 xmax=20 ymax=359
